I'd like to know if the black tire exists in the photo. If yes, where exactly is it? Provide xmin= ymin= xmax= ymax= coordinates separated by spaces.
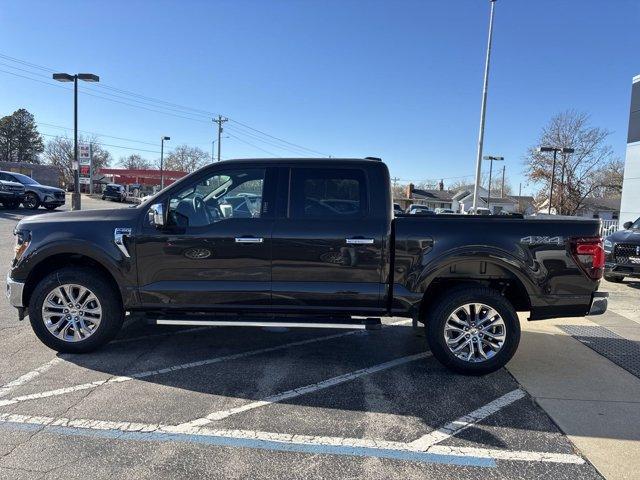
xmin=425 ymin=286 xmax=521 ymax=375
xmin=44 ymin=205 xmax=58 ymax=211
xmin=101 ymin=195 xmax=106 ymax=200
xmin=604 ymin=274 xmax=624 ymax=283
xmin=23 ymin=192 xmax=40 ymax=210
xmin=28 ymin=267 xmax=124 ymax=353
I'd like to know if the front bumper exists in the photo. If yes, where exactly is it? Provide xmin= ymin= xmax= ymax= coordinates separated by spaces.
xmin=6 ymin=273 xmax=25 ymax=308
xmin=587 ymin=291 xmax=608 ymax=316
xmin=605 ymin=261 xmax=640 ymax=278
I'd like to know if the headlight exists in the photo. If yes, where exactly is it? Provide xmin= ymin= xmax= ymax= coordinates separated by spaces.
xmin=13 ymin=229 xmax=31 ymax=263
xmin=604 ymin=239 xmax=613 ymax=250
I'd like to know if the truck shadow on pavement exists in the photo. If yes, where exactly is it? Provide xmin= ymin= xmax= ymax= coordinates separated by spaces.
xmin=56 ymin=323 xmax=573 ymax=447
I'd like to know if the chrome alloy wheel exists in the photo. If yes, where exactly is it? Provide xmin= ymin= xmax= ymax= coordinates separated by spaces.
xmin=443 ymin=303 xmax=506 ymax=363
xmin=41 ymin=284 xmax=102 ymax=342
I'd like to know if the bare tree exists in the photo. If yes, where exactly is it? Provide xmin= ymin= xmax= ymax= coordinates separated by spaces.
xmin=524 ymin=110 xmax=620 ymax=215
xmin=119 ymin=153 xmax=151 ymax=170
xmin=43 ymin=135 xmax=111 ymax=187
xmin=163 ymin=145 xmax=210 ymax=173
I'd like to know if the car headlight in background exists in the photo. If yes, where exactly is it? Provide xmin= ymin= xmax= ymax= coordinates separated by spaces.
xmin=13 ymin=229 xmax=31 ymax=263
xmin=603 ymin=239 xmax=613 ymax=252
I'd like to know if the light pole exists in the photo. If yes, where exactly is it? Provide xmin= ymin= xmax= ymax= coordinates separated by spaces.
xmin=472 ymin=0 xmax=498 ymax=211
xmin=160 ymin=136 xmax=170 ymax=190
xmin=52 ymin=72 xmax=99 ymax=210
xmin=483 ymin=155 xmax=504 ymax=212
xmin=538 ymin=146 xmax=574 ymax=214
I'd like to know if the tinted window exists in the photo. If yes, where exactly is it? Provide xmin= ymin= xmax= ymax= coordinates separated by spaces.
xmin=291 ymin=168 xmax=367 ymax=218
xmin=167 ymin=168 xmax=265 ymax=227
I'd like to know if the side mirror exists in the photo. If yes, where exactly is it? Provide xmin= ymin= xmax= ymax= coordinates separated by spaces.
xmin=623 ymin=221 xmax=633 ymax=229
xmin=148 ymin=203 xmax=166 ymax=228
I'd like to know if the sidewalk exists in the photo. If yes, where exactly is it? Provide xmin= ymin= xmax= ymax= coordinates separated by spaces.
xmin=508 ymin=311 xmax=640 ymax=480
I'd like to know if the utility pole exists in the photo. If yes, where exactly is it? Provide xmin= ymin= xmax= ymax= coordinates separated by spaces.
xmin=500 ymin=165 xmax=505 ymax=198
xmin=472 ymin=0 xmax=498 ymax=210
xmin=214 ymin=116 xmax=228 ymax=162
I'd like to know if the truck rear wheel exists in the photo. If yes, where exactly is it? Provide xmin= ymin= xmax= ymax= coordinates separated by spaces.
xmin=28 ymin=267 xmax=124 ymax=353
xmin=425 ymin=286 xmax=520 ymax=375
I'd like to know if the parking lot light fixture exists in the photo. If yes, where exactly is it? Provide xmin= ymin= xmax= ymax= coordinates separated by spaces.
xmin=482 ymin=155 xmax=504 ymax=212
xmin=538 ymin=146 xmax=574 ymax=214
xmin=52 ymin=71 xmax=100 ymax=210
xmin=160 ymin=136 xmax=170 ymax=190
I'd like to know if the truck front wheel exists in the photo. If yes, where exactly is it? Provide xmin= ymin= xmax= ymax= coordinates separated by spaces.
xmin=425 ymin=286 xmax=520 ymax=375
xmin=28 ymin=267 xmax=124 ymax=353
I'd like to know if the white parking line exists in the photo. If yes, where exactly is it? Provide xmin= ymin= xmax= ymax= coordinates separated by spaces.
xmin=0 ymin=320 xmax=412 ymax=408
xmin=0 ymin=412 xmax=585 ymax=465
xmin=178 ymin=352 xmax=430 ymax=428
xmin=409 ymin=389 xmax=526 ymax=450
xmin=0 ymin=358 xmax=63 ymax=398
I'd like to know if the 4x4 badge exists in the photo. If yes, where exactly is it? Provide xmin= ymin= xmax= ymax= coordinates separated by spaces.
xmin=520 ymin=236 xmax=564 ymax=245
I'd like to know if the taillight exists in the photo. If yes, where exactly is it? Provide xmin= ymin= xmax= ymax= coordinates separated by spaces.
xmin=570 ymin=237 xmax=604 ymax=280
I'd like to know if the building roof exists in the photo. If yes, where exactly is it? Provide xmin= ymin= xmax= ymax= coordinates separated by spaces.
xmin=581 ymin=197 xmax=622 ymax=211
xmin=412 ymin=188 xmax=454 ymax=202
xmin=480 ymin=196 xmax=517 ymax=205
xmin=510 ymin=195 xmax=535 ymax=203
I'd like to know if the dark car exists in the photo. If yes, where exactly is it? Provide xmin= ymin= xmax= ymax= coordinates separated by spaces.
xmin=0 ymin=171 xmax=64 ymax=210
xmin=6 ymin=158 xmax=607 ymax=375
xmin=102 ymin=184 xmax=127 ymax=202
xmin=604 ymin=217 xmax=640 ymax=282
xmin=407 ymin=204 xmax=435 ymax=215
xmin=0 ymin=178 xmax=26 ymax=208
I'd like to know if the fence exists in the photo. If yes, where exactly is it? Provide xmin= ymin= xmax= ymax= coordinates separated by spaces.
xmin=601 ymin=219 xmax=619 ymax=236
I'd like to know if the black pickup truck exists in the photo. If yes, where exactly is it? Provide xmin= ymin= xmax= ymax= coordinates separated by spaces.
xmin=6 ymin=158 xmax=608 ymax=374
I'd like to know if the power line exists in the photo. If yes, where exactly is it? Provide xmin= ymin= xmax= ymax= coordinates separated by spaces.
xmin=225 ymin=124 xmax=321 ymax=157
xmin=226 ymin=132 xmax=279 ymax=157
xmin=228 ymin=118 xmax=329 ymax=156
xmin=37 ymin=122 xmax=160 ymax=147
xmin=0 ymin=52 xmax=331 ymax=157
xmin=40 ymin=132 xmax=161 ymax=154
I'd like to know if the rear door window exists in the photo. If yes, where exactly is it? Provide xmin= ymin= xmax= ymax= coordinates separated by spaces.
xmin=290 ymin=168 xmax=367 ymax=218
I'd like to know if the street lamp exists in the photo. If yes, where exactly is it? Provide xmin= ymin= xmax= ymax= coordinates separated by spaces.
xmin=160 ymin=136 xmax=170 ymax=190
xmin=483 ymin=155 xmax=504 ymax=212
xmin=538 ymin=146 xmax=574 ymax=214
xmin=472 ymin=0 xmax=498 ymax=211
xmin=52 ymin=73 xmax=100 ymax=210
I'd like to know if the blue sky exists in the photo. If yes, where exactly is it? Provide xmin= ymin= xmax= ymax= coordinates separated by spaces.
xmin=0 ymin=0 xmax=638 ymax=194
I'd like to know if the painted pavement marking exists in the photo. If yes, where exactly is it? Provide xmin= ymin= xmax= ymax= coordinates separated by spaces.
xmin=410 ymin=389 xmax=526 ymax=450
xmin=0 ymin=412 xmax=585 ymax=466
xmin=0 ymin=357 xmax=63 ymax=398
xmin=0 ymin=319 xmax=412 ymax=408
xmin=179 ymin=352 xmax=430 ymax=428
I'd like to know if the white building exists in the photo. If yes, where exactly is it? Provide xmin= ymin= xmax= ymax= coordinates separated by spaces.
xmin=453 ymin=186 xmax=519 ymax=214
xmin=620 ymin=74 xmax=640 ymax=226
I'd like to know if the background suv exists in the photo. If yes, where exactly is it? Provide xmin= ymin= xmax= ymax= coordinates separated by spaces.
xmin=0 ymin=171 xmax=65 ymax=210
xmin=102 ymin=183 xmax=127 ymax=202
xmin=0 ymin=178 xmax=25 ymax=208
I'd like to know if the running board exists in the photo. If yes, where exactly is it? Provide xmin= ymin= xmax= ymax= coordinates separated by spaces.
xmin=153 ymin=318 xmax=382 ymax=331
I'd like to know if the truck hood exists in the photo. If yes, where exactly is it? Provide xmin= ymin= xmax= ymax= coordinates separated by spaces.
xmin=607 ymin=228 xmax=640 ymax=244
xmin=17 ymin=206 xmax=140 ymax=229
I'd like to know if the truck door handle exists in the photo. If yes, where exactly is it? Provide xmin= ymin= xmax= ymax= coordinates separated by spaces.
xmin=346 ymin=238 xmax=374 ymax=245
xmin=235 ymin=237 xmax=264 ymax=244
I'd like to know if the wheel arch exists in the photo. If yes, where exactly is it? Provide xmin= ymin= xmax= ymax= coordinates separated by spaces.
xmin=416 ymin=254 xmax=533 ymax=324
xmin=23 ymin=252 xmax=125 ymax=311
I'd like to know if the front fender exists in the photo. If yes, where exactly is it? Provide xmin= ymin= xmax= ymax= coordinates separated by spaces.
xmin=12 ymin=237 xmax=138 ymax=308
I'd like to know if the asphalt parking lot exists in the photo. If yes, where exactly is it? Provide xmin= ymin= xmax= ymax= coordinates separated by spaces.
xmin=0 ymin=196 xmax=617 ymax=479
